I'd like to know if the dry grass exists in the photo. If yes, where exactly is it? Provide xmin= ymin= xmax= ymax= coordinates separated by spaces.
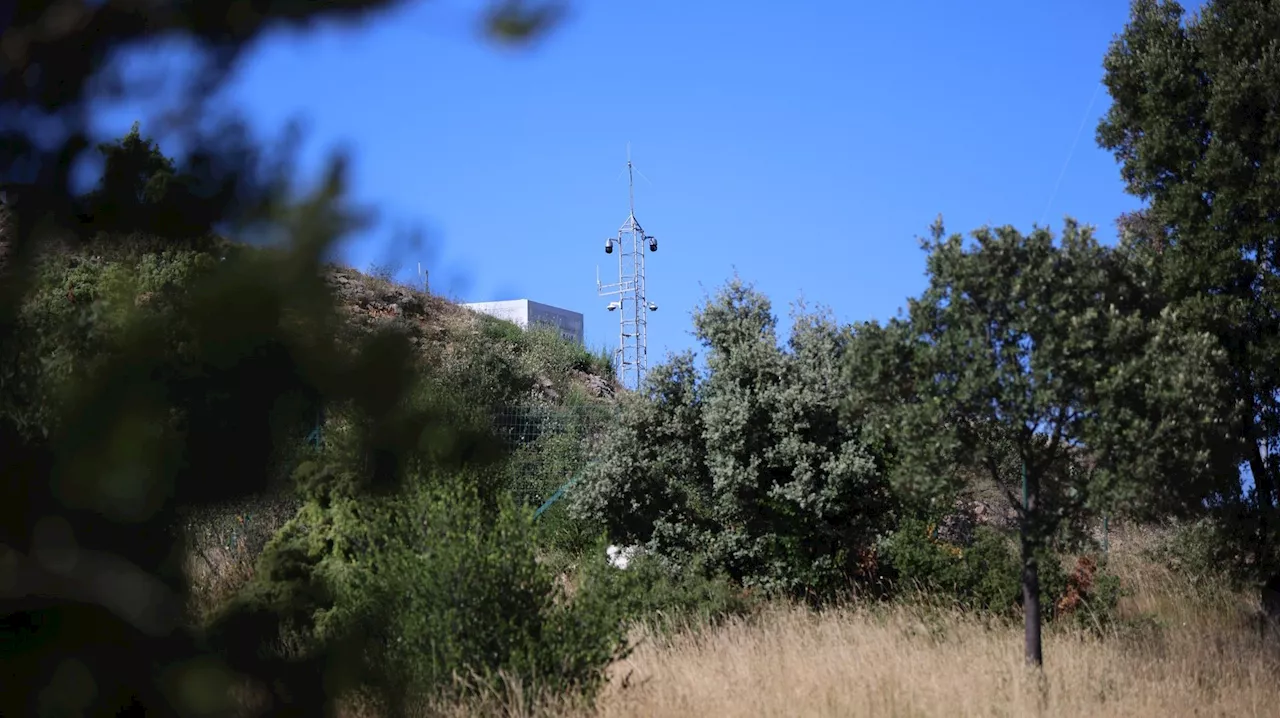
xmin=584 ymin=605 xmax=1275 ymax=718
xmin=576 ymin=522 xmax=1280 ymax=718
xmin=181 ymin=494 xmax=298 ymax=624
xmin=185 ymin=542 xmax=258 ymax=623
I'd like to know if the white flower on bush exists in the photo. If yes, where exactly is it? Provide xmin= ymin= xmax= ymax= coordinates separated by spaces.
xmin=606 ymin=544 xmax=638 ymax=570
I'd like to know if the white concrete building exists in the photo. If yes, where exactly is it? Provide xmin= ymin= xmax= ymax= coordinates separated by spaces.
xmin=463 ymin=299 xmax=585 ymax=345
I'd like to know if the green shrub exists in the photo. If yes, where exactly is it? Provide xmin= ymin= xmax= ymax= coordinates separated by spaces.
xmin=879 ymin=517 xmax=1122 ymax=628
xmin=572 ymin=279 xmax=898 ymax=601
xmin=215 ymin=471 xmax=628 ymax=712
xmin=880 ymin=517 xmax=1021 ymax=614
xmin=1 ymin=242 xmax=223 ymax=436
xmin=532 ymin=484 xmax=608 ymax=561
xmin=568 ymin=544 xmax=761 ymax=635
xmin=440 ymin=322 xmax=536 ymax=407
xmin=465 ymin=315 xmax=612 ymax=399
xmin=1157 ymin=518 xmax=1229 ymax=584
xmin=476 ymin=313 xmax=525 ymax=347
xmin=445 ymin=315 xmax=612 ymax=410
xmin=1151 ymin=513 xmax=1274 ymax=589
xmin=588 ymin=344 xmax=615 ymax=377
xmin=522 ymin=325 xmax=603 ymax=388
xmin=614 ymin=554 xmax=762 ymax=632
xmin=1079 ymin=568 xmax=1125 ymax=633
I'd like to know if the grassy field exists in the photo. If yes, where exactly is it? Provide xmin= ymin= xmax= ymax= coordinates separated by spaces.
xmin=416 ymin=523 xmax=1280 ymax=718
xmin=589 ymin=605 xmax=1273 ymax=717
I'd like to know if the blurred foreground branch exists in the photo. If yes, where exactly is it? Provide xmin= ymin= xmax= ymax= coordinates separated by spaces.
xmin=0 ymin=1 xmax=567 ymax=715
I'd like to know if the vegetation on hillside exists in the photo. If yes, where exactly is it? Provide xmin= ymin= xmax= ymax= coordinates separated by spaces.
xmin=4 ymin=0 xmax=1280 ymax=715
xmin=573 ymin=279 xmax=898 ymax=600
xmin=2 ymin=127 xmax=627 ymax=714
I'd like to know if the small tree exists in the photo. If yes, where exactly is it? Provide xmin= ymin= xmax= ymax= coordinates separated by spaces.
xmin=82 ymin=122 xmax=176 ymax=229
xmin=573 ymin=278 xmax=896 ymax=598
xmin=80 ymin=122 xmax=238 ymax=240
xmin=847 ymin=218 xmax=1232 ymax=666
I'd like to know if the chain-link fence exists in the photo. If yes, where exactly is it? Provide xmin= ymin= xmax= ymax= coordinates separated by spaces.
xmin=492 ymin=402 xmax=620 ymax=510
xmin=297 ymin=401 xmax=618 ymax=509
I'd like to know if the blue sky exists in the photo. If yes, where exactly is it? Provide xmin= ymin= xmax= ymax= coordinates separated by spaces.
xmin=96 ymin=0 xmax=1146 ymax=365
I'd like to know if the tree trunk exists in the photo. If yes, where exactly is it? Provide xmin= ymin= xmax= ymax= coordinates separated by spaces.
xmin=1248 ymin=438 xmax=1274 ymax=568
xmin=1021 ymin=468 xmax=1043 ymax=668
xmin=1245 ymin=394 xmax=1274 ymax=561
xmin=1248 ymin=439 xmax=1275 ymax=515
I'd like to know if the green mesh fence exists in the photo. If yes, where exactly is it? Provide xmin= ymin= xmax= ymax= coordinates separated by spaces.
xmin=291 ymin=401 xmax=619 ymax=517
xmin=180 ymin=401 xmax=619 ymax=571
xmin=492 ymin=402 xmax=619 ymax=511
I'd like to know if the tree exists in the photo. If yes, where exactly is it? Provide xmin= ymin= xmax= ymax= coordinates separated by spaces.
xmin=79 ymin=122 xmax=271 ymax=240
xmin=573 ymin=278 xmax=896 ymax=598
xmin=847 ymin=218 xmax=1232 ymax=666
xmin=1097 ymin=0 xmax=1280 ymax=550
xmin=83 ymin=122 xmax=177 ymax=229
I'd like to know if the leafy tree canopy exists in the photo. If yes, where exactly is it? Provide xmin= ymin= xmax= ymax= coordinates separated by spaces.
xmin=847 ymin=217 xmax=1233 ymax=664
xmin=1098 ymin=0 xmax=1280 ymax=516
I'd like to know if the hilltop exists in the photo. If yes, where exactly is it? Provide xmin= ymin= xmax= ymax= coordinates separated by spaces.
xmin=0 ymin=199 xmax=620 ymax=412
xmin=321 ymin=263 xmax=618 ymax=404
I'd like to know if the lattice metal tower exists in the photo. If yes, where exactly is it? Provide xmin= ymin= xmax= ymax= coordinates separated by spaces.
xmin=597 ymin=147 xmax=659 ymax=391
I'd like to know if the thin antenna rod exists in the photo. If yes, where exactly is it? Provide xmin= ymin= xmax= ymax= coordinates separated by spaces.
xmin=1039 ymin=81 xmax=1103 ymax=228
xmin=627 ymin=142 xmax=635 ymax=217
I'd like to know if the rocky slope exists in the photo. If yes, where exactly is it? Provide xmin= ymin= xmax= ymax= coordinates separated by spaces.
xmin=322 ymin=265 xmax=619 ymax=402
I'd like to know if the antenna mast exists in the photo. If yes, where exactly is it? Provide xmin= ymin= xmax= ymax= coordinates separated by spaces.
xmin=597 ymin=144 xmax=659 ymax=391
